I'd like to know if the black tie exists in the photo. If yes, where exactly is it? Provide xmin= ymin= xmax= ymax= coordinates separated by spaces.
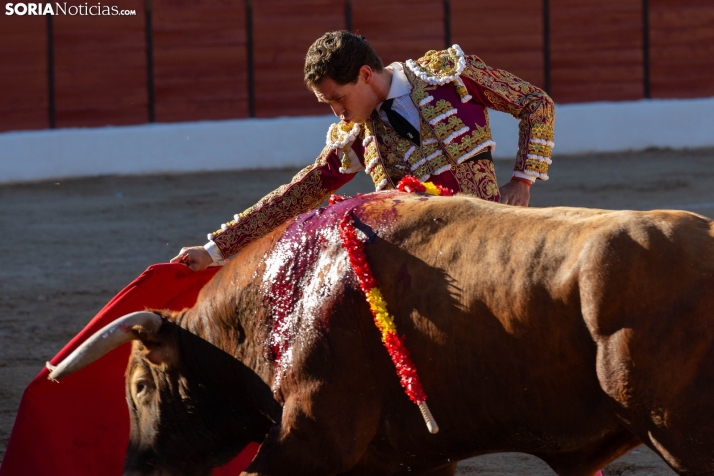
xmin=381 ymin=99 xmax=420 ymax=146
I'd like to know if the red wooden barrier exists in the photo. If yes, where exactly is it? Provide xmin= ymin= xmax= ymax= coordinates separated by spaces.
xmin=1 ymin=1 xmax=713 ymax=133
xmin=550 ymin=0 xmax=644 ymax=103
xmin=650 ymin=0 xmax=714 ymax=99
xmin=0 ymin=15 xmax=48 ymax=132
xmin=451 ymin=0 xmax=545 ymax=89
xmin=153 ymin=0 xmax=249 ymax=122
xmin=252 ymin=0 xmax=345 ymax=118
xmin=352 ymin=0 xmax=444 ymax=66
xmin=53 ymin=0 xmax=147 ymax=128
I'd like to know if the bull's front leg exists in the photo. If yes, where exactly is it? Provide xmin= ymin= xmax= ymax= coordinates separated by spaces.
xmin=242 ymin=388 xmax=383 ymax=476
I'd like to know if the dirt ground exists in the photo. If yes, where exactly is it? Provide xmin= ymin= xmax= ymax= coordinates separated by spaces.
xmin=3 ymin=147 xmax=714 ymax=474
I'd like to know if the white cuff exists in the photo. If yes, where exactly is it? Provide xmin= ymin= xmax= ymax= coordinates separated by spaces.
xmin=204 ymin=241 xmax=225 ymax=264
xmin=512 ymin=171 xmax=536 ymax=183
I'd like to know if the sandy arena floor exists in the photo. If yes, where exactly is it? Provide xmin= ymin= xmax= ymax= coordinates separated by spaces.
xmin=2 ymin=147 xmax=714 ymax=474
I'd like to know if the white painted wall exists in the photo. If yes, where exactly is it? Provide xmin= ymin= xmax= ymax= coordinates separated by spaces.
xmin=1 ymin=97 xmax=713 ymax=184
xmin=491 ymin=96 xmax=714 ymax=158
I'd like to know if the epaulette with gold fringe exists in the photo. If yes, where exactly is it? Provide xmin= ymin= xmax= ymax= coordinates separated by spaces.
xmin=406 ymin=44 xmax=472 ymax=103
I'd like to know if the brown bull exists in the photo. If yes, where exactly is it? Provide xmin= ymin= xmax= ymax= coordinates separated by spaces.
xmin=50 ymin=191 xmax=714 ymax=476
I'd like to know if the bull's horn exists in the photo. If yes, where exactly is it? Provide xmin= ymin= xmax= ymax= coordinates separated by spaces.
xmin=46 ymin=311 xmax=163 ymax=381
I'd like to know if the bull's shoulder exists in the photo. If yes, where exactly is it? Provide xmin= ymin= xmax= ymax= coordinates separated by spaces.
xmin=576 ymin=209 xmax=714 ymax=333
xmin=579 ymin=208 xmax=714 ymax=257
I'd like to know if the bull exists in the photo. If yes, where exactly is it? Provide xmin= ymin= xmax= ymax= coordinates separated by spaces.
xmin=49 ymin=191 xmax=714 ymax=476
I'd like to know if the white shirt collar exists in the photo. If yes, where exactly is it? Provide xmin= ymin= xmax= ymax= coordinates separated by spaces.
xmin=376 ymin=62 xmax=412 ymax=111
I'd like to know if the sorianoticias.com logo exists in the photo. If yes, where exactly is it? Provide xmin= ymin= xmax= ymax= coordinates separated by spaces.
xmin=5 ymin=3 xmax=137 ymax=15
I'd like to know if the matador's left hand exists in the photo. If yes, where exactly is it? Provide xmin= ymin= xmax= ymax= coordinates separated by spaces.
xmin=499 ymin=180 xmax=531 ymax=207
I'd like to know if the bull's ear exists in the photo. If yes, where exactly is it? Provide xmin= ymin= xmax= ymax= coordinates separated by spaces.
xmin=142 ymin=344 xmax=170 ymax=366
xmin=133 ymin=317 xmax=174 ymax=366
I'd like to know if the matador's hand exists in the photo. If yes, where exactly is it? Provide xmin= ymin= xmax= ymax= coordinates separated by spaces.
xmin=499 ymin=180 xmax=531 ymax=207
xmin=170 ymin=246 xmax=215 ymax=271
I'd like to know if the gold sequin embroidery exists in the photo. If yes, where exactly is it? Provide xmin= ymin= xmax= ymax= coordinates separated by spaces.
xmin=466 ymin=58 xmax=554 ymax=179
xmin=452 ymin=159 xmax=500 ymax=202
xmin=211 ymin=148 xmax=333 ymax=257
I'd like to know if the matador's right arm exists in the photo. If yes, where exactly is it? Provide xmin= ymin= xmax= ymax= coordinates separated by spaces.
xmin=205 ymin=124 xmax=366 ymax=261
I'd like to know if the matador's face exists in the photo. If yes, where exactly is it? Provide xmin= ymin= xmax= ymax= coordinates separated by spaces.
xmin=312 ymin=66 xmax=383 ymax=124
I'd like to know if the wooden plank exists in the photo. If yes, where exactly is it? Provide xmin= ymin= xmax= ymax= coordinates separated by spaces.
xmin=153 ymin=0 xmax=248 ymax=122
xmin=252 ymin=0 xmax=344 ymax=118
xmin=650 ymin=0 xmax=714 ymax=99
xmin=550 ymin=0 xmax=644 ymax=103
xmin=451 ymin=0 xmax=545 ymax=89
xmin=53 ymin=1 xmax=147 ymax=128
xmin=0 ymin=15 xmax=48 ymax=132
xmin=351 ymin=0 xmax=444 ymax=66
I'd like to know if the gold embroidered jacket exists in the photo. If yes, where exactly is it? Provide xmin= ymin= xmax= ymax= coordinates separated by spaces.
xmin=210 ymin=45 xmax=555 ymax=258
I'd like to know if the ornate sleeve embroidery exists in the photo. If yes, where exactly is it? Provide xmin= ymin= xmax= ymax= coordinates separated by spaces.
xmin=460 ymin=56 xmax=555 ymax=180
xmin=209 ymin=146 xmax=355 ymax=258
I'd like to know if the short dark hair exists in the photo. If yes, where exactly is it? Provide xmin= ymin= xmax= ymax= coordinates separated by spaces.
xmin=304 ymin=31 xmax=384 ymax=88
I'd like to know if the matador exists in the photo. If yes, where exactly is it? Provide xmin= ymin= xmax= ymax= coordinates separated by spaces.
xmin=172 ymin=31 xmax=555 ymax=270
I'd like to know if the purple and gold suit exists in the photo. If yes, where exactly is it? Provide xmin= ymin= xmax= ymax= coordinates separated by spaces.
xmin=209 ymin=45 xmax=555 ymax=259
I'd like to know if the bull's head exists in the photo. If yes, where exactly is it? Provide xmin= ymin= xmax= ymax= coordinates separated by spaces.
xmin=48 ymin=312 xmax=275 ymax=476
